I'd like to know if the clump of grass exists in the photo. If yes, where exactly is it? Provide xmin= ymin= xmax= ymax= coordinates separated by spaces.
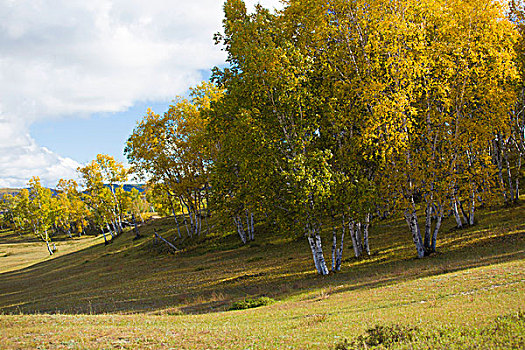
xmin=302 ymin=313 xmax=329 ymax=327
xmin=229 ymin=296 xmax=275 ymax=310
xmin=162 ymin=308 xmax=185 ymax=316
xmin=334 ymin=311 xmax=525 ymax=349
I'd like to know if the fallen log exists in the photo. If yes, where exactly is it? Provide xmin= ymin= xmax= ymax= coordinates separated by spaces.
xmin=153 ymin=229 xmax=178 ymax=252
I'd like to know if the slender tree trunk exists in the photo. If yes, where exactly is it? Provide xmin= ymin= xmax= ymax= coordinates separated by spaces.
xmin=250 ymin=212 xmax=254 ymax=241
xmin=111 ymin=220 xmax=118 ymax=236
xmin=458 ymin=199 xmax=469 ymax=225
xmin=495 ymin=138 xmax=509 ymax=203
xmin=132 ymin=214 xmax=140 ymax=239
xmin=424 ymin=200 xmax=433 ymax=251
xmin=404 ymin=209 xmax=425 ymax=259
xmin=431 ymin=204 xmax=443 ymax=253
xmin=190 ymin=212 xmax=197 ymax=235
xmin=355 ymin=222 xmax=363 ymax=256
xmin=307 ymin=227 xmax=329 ymax=275
xmin=363 ymin=213 xmax=371 ymax=256
xmin=197 ymin=207 xmax=202 ymax=236
xmin=504 ymin=147 xmax=515 ymax=203
xmin=180 ymin=198 xmax=191 ymax=237
xmin=451 ymin=194 xmax=463 ymax=229
xmin=516 ymin=153 xmax=521 ymax=202
xmin=349 ymin=220 xmax=360 ymax=258
xmin=233 ymin=216 xmax=247 ymax=244
xmin=106 ymin=223 xmax=114 ymax=239
xmin=469 ymin=187 xmax=476 ymax=226
xmin=331 ymin=219 xmax=337 ymax=272
xmin=117 ymin=215 xmax=123 ymax=233
xmin=334 ymin=214 xmax=345 ymax=272
xmin=45 ymin=240 xmax=54 ymax=255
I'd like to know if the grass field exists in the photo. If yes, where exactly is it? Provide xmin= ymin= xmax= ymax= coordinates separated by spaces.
xmin=0 ymin=201 xmax=524 ymax=349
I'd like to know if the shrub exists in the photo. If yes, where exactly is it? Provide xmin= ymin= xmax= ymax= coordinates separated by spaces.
xmin=334 ymin=325 xmax=419 ymax=349
xmin=229 ymin=297 xmax=274 ymax=310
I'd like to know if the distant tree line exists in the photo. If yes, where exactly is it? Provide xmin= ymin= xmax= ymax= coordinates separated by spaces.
xmin=0 ymin=155 xmax=150 ymax=254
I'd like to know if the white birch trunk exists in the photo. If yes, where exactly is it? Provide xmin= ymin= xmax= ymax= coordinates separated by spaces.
xmin=331 ymin=225 xmax=337 ymax=272
xmin=469 ymin=188 xmax=476 ymax=226
xmin=197 ymin=211 xmax=202 ymax=236
xmin=495 ymin=138 xmax=509 ymax=203
xmin=307 ymin=235 xmax=321 ymax=273
xmin=431 ymin=205 xmax=443 ymax=253
xmin=516 ymin=153 xmax=522 ymax=202
xmin=172 ymin=207 xmax=182 ymax=239
xmin=233 ymin=216 xmax=247 ymax=244
xmin=504 ymin=148 xmax=515 ymax=202
xmin=335 ymin=215 xmax=345 ymax=272
xmin=106 ymin=223 xmax=114 ymax=238
xmin=349 ymin=220 xmax=360 ymax=258
xmin=363 ymin=213 xmax=371 ymax=256
xmin=100 ymin=226 xmax=107 ymax=242
xmin=180 ymin=199 xmax=192 ymax=238
xmin=110 ymin=220 xmax=118 ymax=236
xmin=404 ymin=209 xmax=425 ymax=258
xmin=188 ymin=208 xmax=195 ymax=236
xmin=355 ymin=222 xmax=363 ymax=256
xmin=250 ymin=212 xmax=254 ymax=241
xmin=313 ymin=231 xmax=329 ymax=275
xmin=307 ymin=229 xmax=329 ymax=275
xmin=117 ymin=215 xmax=123 ymax=233
xmin=154 ymin=230 xmax=178 ymax=252
xmin=451 ymin=199 xmax=463 ymax=229
xmin=45 ymin=240 xmax=54 ymax=255
xmin=424 ymin=201 xmax=433 ymax=251
xmin=132 ymin=214 xmax=140 ymax=238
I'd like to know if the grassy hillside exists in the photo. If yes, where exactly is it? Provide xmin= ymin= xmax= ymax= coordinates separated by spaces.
xmin=0 ymin=201 xmax=524 ymax=349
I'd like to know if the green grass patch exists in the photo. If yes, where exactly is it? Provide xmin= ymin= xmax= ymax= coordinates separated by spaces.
xmin=0 ymin=201 xmax=523 ymax=348
xmin=335 ymin=311 xmax=525 ymax=349
xmin=228 ymin=296 xmax=275 ymax=310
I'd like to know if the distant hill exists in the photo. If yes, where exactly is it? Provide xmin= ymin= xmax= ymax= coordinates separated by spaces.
xmin=103 ymin=184 xmax=145 ymax=193
xmin=0 ymin=188 xmax=20 ymax=198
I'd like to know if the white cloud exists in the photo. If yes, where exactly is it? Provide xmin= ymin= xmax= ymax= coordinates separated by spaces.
xmin=0 ymin=0 xmax=283 ymax=188
xmin=0 ymin=118 xmax=81 ymax=188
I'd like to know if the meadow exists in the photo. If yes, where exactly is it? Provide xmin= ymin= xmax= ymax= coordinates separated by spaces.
xmin=0 ymin=201 xmax=524 ymax=349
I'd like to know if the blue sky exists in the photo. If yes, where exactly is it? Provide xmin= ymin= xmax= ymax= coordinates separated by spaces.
xmin=29 ymin=100 xmax=172 ymax=165
xmin=0 ymin=0 xmax=282 ymax=188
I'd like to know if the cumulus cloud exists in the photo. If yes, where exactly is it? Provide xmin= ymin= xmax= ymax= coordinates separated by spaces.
xmin=0 ymin=118 xmax=81 ymax=187
xmin=0 ymin=0 xmax=283 ymax=188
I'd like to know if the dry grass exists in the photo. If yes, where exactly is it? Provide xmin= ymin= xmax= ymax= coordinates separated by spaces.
xmin=0 ymin=200 xmax=524 ymax=349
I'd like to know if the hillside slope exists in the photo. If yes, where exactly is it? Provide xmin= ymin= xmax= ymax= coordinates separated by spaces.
xmin=0 ymin=202 xmax=524 ymax=349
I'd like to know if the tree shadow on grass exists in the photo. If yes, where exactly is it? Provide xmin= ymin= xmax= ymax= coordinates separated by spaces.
xmin=0 ymin=211 xmax=523 ymax=316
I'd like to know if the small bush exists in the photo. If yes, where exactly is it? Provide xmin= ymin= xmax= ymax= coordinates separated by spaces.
xmin=361 ymin=325 xmax=418 ymax=346
xmin=334 ymin=312 xmax=525 ymax=349
xmin=334 ymin=325 xmax=419 ymax=349
xmin=229 ymin=297 xmax=274 ymax=310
